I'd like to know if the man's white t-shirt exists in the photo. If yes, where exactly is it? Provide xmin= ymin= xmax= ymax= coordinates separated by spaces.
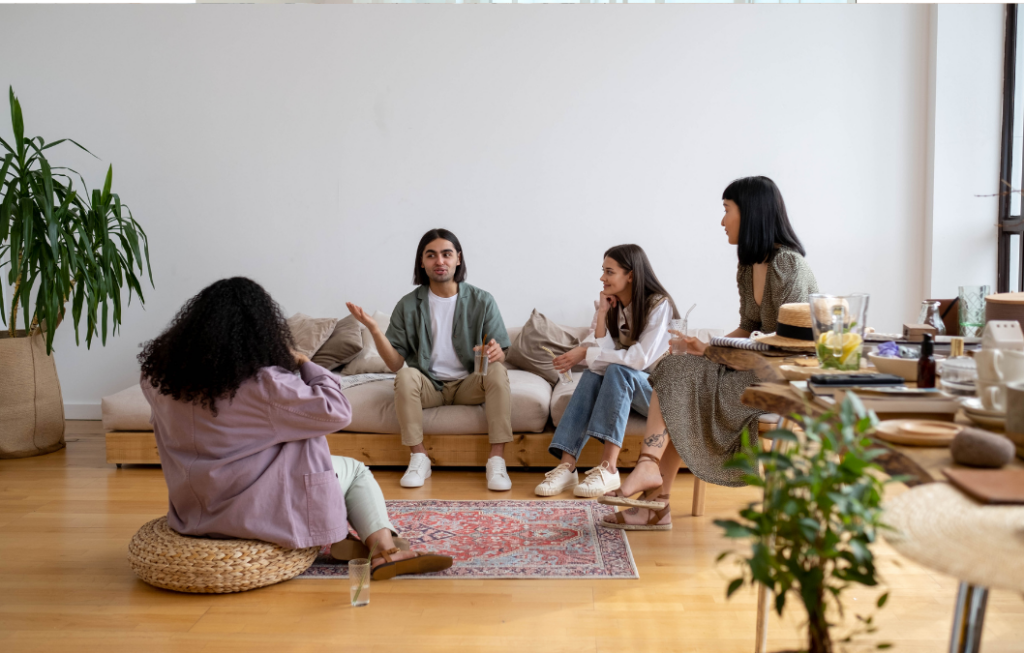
xmin=428 ymin=290 xmax=468 ymax=382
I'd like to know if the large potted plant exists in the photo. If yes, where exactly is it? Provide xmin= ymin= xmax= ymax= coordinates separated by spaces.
xmin=0 ymin=88 xmax=152 ymax=458
xmin=715 ymin=395 xmax=895 ymax=653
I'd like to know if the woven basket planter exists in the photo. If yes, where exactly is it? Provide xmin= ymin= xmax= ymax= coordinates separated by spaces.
xmin=128 ymin=517 xmax=319 ymax=594
xmin=0 ymin=330 xmax=65 ymax=459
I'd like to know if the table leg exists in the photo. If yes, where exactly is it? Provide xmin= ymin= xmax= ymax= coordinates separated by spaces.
xmin=949 ymin=582 xmax=989 ymax=653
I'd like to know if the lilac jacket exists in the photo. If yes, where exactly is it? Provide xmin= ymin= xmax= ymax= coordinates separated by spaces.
xmin=142 ymin=362 xmax=353 ymax=549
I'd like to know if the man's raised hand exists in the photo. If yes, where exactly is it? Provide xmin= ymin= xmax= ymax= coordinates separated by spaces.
xmin=345 ymin=302 xmax=377 ymax=332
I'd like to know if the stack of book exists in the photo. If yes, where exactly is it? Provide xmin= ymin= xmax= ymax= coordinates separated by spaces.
xmin=807 ymin=382 xmax=960 ymax=421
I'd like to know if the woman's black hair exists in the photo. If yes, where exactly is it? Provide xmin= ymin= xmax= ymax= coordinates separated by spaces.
xmin=722 ymin=176 xmax=806 ymax=266
xmin=413 ymin=228 xmax=467 ymax=285
xmin=603 ymin=244 xmax=679 ymax=342
xmin=138 ymin=277 xmax=298 ymax=415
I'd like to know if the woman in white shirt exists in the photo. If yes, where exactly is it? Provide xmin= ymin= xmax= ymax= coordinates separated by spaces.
xmin=535 ymin=244 xmax=679 ymax=498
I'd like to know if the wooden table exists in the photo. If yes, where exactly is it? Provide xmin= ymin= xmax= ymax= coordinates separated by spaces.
xmin=704 ymin=345 xmax=1024 ymax=653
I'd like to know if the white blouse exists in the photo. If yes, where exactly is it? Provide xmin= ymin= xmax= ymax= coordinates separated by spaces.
xmin=581 ymin=299 xmax=673 ymax=375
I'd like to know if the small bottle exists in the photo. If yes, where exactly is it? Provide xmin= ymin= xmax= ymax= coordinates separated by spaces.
xmin=917 ymin=333 xmax=936 ymax=388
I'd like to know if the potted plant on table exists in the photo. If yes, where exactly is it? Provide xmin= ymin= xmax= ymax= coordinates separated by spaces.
xmin=0 ymin=87 xmax=152 ymax=458
xmin=715 ymin=395 xmax=896 ymax=653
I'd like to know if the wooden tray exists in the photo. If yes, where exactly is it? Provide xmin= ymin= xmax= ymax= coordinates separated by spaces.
xmin=873 ymin=419 xmax=962 ymax=447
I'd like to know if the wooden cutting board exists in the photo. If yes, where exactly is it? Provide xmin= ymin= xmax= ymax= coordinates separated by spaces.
xmin=873 ymin=419 xmax=961 ymax=447
xmin=943 ymin=468 xmax=1024 ymax=504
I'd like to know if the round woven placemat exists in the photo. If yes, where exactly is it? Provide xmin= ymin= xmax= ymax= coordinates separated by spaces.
xmin=127 ymin=517 xmax=319 ymax=594
xmin=883 ymin=484 xmax=1024 ymax=592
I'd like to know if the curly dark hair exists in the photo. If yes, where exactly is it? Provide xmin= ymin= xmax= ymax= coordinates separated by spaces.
xmin=138 ymin=277 xmax=298 ymax=415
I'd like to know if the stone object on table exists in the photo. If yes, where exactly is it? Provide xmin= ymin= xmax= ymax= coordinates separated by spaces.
xmin=950 ymin=428 xmax=1015 ymax=468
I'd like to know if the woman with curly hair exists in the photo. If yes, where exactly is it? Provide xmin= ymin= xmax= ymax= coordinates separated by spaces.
xmin=139 ymin=277 xmax=452 ymax=580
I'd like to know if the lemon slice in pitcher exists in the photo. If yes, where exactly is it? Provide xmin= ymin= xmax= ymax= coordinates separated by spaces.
xmin=817 ymin=332 xmax=863 ymax=364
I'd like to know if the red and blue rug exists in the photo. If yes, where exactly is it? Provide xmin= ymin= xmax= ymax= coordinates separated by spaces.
xmin=298 ymin=500 xmax=638 ymax=580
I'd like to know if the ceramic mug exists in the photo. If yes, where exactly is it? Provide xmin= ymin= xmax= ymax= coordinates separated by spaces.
xmin=1006 ymin=381 xmax=1024 ymax=453
xmin=978 ymin=381 xmax=1007 ymax=413
xmin=974 ymin=349 xmax=1024 ymax=385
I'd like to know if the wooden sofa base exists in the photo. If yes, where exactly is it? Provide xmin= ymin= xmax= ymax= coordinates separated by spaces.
xmin=105 ymin=430 xmax=671 ymax=469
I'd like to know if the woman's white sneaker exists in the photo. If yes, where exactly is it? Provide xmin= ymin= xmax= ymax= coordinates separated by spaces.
xmin=534 ymin=462 xmax=579 ymax=496
xmin=400 ymin=452 xmax=432 ymax=488
xmin=485 ymin=456 xmax=512 ymax=491
xmin=573 ymin=461 xmax=621 ymax=498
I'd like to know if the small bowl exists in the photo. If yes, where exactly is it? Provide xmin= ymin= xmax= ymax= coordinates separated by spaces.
xmin=867 ymin=353 xmax=919 ymax=381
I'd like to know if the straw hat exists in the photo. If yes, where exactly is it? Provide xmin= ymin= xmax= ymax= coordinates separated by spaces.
xmin=752 ymin=303 xmax=817 ymax=350
xmin=883 ymin=483 xmax=1024 ymax=593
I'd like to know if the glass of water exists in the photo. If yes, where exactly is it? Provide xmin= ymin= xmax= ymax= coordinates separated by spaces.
xmin=669 ymin=318 xmax=687 ymax=354
xmin=349 ymin=559 xmax=370 ymax=607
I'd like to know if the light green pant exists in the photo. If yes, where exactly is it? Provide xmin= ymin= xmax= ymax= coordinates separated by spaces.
xmin=330 ymin=455 xmax=397 ymax=540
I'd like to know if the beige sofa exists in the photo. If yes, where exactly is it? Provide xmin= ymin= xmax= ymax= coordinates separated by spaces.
xmin=103 ymin=324 xmax=652 ymax=468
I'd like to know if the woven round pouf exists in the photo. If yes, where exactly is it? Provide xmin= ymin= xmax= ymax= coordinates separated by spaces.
xmin=883 ymin=483 xmax=1024 ymax=592
xmin=128 ymin=517 xmax=319 ymax=594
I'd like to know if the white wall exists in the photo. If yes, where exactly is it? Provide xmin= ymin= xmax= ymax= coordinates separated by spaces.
xmin=924 ymin=3 xmax=1004 ymax=300
xmin=1 ymin=5 xmax=935 ymax=417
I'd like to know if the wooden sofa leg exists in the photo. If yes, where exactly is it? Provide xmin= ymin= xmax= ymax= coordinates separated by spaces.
xmin=691 ymin=476 xmax=705 ymax=516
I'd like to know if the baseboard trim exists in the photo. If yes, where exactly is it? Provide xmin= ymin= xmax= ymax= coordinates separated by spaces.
xmin=64 ymin=402 xmax=102 ymax=420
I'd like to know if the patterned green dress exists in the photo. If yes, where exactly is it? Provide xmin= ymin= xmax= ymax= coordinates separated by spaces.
xmin=649 ymin=248 xmax=818 ymax=487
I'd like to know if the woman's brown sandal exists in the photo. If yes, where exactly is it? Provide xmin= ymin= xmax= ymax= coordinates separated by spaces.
xmin=370 ymin=547 xmax=454 ymax=580
xmin=329 ymin=535 xmax=410 ymax=562
xmin=599 ymin=496 xmax=672 ymax=531
xmin=598 ymin=454 xmax=666 ymax=509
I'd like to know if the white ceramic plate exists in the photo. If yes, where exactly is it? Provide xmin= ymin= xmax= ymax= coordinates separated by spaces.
xmin=964 ymin=412 xmax=1006 ymax=429
xmin=960 ymin=397 xmax=1006 ymax=418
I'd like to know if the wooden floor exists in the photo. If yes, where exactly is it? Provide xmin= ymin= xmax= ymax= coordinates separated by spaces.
xmin=1 ymin=422 xmax=1022 ymax=653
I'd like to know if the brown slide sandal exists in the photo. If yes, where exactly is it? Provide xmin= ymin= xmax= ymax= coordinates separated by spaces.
xmin=330 ymin=535 xmax=410 ymax=562
xmin=598 ymin=454 xmax=666 ymax=510
xmin=599 ymin=499 xmax=672 ymax=531
xmin=370 ymin=547 xmax=454 ymax=580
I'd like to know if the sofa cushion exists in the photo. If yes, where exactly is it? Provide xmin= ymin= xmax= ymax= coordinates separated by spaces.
xmin=287 ymin=313 xmax=339 ymax=358
xmin=342 ymin=369 xmax=551 ymax=434
xmin=310 ymin=315 xmax=363 ymax=371
xmin=102 ymin=384 xmax=153 ymax=432
xmin=506 ymin=310 xmax=582 ymax=387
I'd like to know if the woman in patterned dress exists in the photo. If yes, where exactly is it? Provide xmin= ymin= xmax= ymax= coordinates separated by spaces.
xmin=599 ymin=176 xmax=819 ymax=530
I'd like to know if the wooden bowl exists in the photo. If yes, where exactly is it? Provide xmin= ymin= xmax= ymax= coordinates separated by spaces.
xmin=867 ymin=353 xmax=918 ymax=381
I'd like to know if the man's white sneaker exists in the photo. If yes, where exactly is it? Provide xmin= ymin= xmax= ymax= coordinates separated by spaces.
xmin=535 ymin=462 xmax=579 ymax=496
xmin=400 ymin=452 xmax=432 ymax=488
xmin=573 ymin=461 xmax=621 ymax=498
xmin=485 ymin=456 xmax=512 ymax=491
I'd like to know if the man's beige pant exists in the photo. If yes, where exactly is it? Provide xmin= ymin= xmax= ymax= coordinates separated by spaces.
xmin=394 ymin=363 xmax=513 ymax=447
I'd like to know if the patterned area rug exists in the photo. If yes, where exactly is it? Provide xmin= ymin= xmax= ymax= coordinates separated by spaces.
xmin=298 ymin=499 xmax=638 ymax=580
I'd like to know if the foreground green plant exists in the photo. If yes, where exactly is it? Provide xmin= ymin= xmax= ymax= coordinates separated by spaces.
xmin=715 ymin=394 xmax=898 ymax=653
xmin=0 ymin=87 xmax=152 ymax=353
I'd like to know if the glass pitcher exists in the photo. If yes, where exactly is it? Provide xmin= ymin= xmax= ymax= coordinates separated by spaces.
xmin=809 ymin=294 xmax=870 ymax=370
xmin=917 ymin=300 xmax=946 ymax=336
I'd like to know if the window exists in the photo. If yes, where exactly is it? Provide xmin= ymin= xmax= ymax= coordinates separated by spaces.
xmin=999 ymin=4 xmax=1024 ymax=293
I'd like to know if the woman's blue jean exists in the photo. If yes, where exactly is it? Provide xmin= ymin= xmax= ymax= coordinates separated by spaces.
xmin=548 ymin=365 xmax=652 ymax=461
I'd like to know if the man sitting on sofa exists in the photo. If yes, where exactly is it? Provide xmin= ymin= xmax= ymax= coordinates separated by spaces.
xmin=346 ymin=228 xmax=513 ymax=491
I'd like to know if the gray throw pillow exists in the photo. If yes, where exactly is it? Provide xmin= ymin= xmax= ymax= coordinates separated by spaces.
xmin=286 ymin=313 xmax=339 ymax=359
xmin=506 ymin=309 xmax=581 ymax=386
xmin=310 ymin=315 xmax=363 ymax=371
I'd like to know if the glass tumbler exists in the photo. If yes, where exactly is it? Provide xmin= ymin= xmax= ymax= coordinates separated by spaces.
xmin=958 ymin=285 xmax=991 ymax=337
xmin=809 ymin=293 xmax=870 ymax=370
xmin=669 ymin=318 xmax=687 ymax=354
xmin=474 ymin=348 xmax=489 ymax=376
xmin=349 ymin=559 xmax=370 ymax=607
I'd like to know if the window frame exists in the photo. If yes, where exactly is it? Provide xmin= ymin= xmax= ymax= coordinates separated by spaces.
xmin=998 ymin=4 xmax=1023 ymax=293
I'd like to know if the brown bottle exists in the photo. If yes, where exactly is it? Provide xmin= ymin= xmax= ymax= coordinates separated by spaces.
xmin=917 ymin=334 xmax=936 ymax=389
